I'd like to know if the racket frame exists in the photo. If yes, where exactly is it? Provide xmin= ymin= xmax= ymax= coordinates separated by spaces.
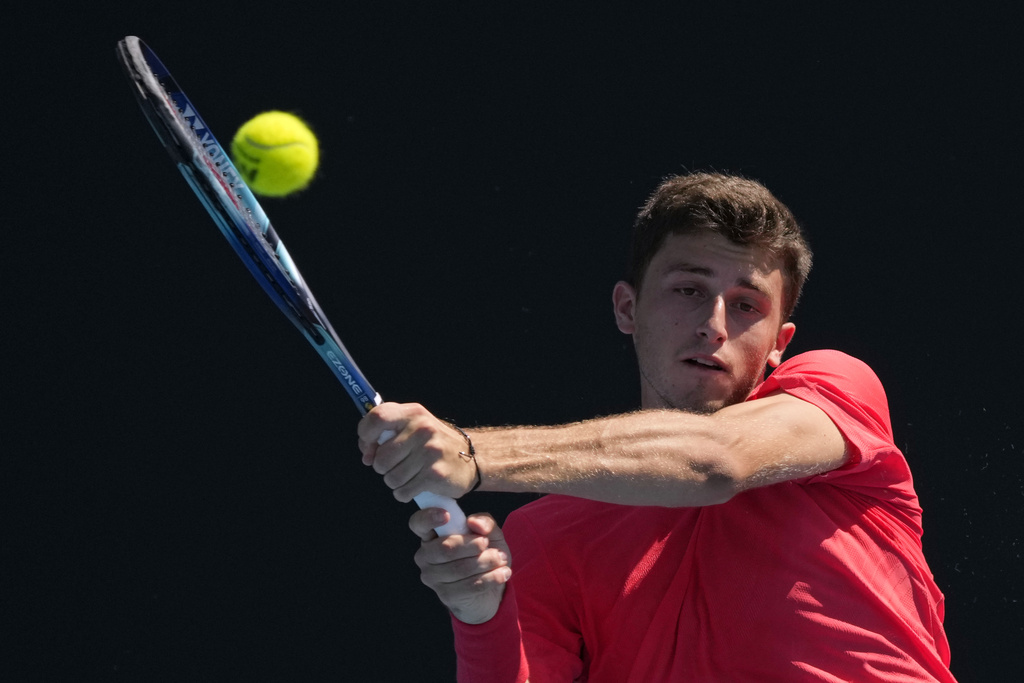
xmin=117 ymin=36 xmax=467 ymax=535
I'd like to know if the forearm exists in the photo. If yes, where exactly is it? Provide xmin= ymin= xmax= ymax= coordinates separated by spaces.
xmin=470 ymin=410 xmax=738 ymax=507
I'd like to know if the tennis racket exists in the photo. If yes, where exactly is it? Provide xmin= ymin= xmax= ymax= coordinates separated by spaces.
xmin=116 ymin=35 xmax=468 ymax=536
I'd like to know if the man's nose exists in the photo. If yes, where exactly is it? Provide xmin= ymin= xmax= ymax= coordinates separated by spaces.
xmin=697 ymin=297 xmax=727 ymax=342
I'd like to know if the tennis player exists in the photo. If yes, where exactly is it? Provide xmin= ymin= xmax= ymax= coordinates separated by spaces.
xmin=359 ymin=172 xmax=956 ymax=682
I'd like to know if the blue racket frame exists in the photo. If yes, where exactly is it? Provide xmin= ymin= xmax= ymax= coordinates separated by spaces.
xmin=118 ymin=36 xmax=380 ymax=413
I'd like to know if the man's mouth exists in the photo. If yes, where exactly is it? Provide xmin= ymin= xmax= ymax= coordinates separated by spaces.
xmin=684 ymin=357 xmax=725 ymax=371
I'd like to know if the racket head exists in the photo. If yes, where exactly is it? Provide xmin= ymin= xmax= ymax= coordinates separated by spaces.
xmin=116 ymin=36 xmax=381 ymax=414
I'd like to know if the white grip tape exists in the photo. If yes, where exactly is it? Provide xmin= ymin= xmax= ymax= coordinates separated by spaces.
xmin=378 ymin=429 xmax=470 ymax=536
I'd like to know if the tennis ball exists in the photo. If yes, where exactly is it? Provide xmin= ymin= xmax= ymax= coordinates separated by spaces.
xmin=231 ymin=111 xmax=319 ymax=197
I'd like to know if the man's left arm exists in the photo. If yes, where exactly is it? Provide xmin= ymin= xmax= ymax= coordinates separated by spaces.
xmin=358 ymin=393 xmax=847 ymax=507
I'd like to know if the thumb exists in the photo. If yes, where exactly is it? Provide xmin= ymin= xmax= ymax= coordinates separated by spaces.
xmin=409 ymin=508 xmax=449 ymax=541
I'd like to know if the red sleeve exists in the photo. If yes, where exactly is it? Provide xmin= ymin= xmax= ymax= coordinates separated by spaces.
xmin=451 ymin=506 xmax=586 ymax=682
xmin=451 ymin=583 xmax=529 ymax=683
xmin=751 ymin=349 xmax=919 ymax=510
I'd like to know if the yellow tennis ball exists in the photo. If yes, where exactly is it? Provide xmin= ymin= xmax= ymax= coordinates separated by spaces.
xmin=231 ymin=111 xmax=319 ymax=197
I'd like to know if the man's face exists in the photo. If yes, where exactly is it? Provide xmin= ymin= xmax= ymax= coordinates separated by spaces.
xmin=613 ymin=231 xmax=795 ymax=413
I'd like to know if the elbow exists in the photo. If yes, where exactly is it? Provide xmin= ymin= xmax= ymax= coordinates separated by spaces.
xmin=693 ymin=470 xmax=740 ymax=506
xmin=685 ymin=421 xmax=751 ymax=506
xmin=676 ymin=455 xmax=743 ymax=507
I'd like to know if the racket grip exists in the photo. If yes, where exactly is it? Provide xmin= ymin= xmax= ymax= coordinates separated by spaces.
xmin=378 ymin=429 xmax=470 ymax=536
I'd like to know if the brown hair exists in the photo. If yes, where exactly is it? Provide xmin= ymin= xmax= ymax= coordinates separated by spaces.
xmin=626 ymin=172 xmax=813 ymax=321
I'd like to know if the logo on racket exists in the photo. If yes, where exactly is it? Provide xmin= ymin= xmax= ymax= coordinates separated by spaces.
xmin=327 ymin=351 xmax=372 ymax=405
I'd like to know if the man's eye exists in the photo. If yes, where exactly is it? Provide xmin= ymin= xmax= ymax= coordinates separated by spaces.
xmin=734 ymin=301 xmax=759 ymax=313
xmin=677 ymin=287 xmax=699 ymax=296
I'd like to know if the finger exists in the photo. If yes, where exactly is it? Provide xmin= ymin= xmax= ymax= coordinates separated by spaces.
xmin=416 ymin=531 xmax=493 ymax=567
xmin=360 ymin=402 xmax=431 ymax=438
xmin=421 ymin=547 xmax=512 ymax=589
xmin=443 ymin=564 xmax=513 ymax=589
xmin=387 ymin=462 xmax=444 ymax=504
xmin=356 ymin=403 xmax=403 ymax=449
xmin=371 ymin=419 xmax=438 ymax=478
xmin=379 ymin=440 xmax=430 ymax=493
xmin=357 ymin=410 xmax=391 ymax=467
xmin=409 ymin=508 xmax=447 ymax=541
xmin=355 ymin=406 xmax=385 ymax=443
xmin=358 ymin=437 xmax=377 ymax=466
xmin=465 ymin=513 xmax=498 ymax=537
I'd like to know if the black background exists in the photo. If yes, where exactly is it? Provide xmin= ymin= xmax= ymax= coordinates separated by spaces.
xmin=5 ymin=3 xmax=1022 ymax=681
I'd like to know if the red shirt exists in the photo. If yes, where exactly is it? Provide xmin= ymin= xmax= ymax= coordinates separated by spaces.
xmin=453 ymin=350 xmax=955 ymax=682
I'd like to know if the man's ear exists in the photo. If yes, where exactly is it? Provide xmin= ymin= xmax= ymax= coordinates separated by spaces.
xmin=612 ymin=281 xmax=638 ymax=335
xmin=767 ymin=322 xmax=796 ymax=367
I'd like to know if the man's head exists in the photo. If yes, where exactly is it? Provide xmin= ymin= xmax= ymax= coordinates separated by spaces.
xmin=625 ymin=172 xmax=811 ymax=322
xmin=613 ymin=172 xmax=813 ymax=413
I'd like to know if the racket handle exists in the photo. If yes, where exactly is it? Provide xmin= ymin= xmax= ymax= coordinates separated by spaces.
xmin=378 ymin=430 xmax=470 ymax=536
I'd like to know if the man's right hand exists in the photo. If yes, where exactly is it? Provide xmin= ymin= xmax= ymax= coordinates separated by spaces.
xmin=358 ymin=402 xmax=480 ymax=503
xmin=410 ymin=508 xmax=512 ymax=625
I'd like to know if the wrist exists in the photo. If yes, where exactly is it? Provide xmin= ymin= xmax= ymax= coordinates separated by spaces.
xmin=444 ymin=420 xmax=481 ymax=493
xmin=464 ymin=427 xmax=516 ymax=494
